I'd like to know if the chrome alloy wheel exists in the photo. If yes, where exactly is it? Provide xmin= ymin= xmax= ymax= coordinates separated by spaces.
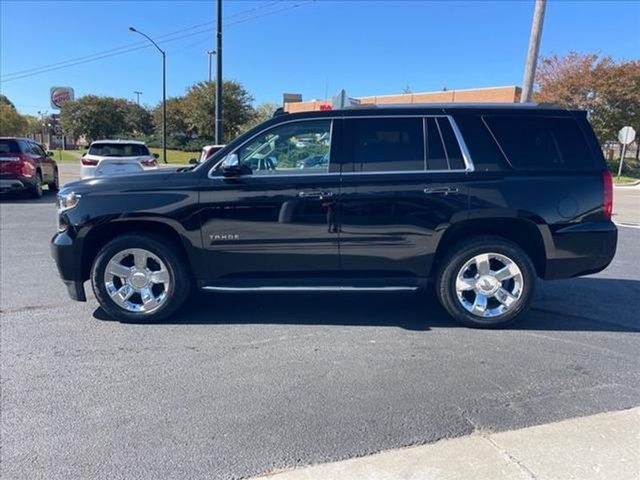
xmin=455 ymin=253 xmax=524 ymax=318
xmin=103 ymin=248 xmax=170 ymax=313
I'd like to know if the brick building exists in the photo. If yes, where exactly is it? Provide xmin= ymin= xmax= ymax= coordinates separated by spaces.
xmin=284 ymin=85 xmax=522 ymax=113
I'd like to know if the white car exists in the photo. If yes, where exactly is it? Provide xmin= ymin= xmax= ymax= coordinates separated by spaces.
xmin=80 ymin=140 xmax=159 ymax=179
xmin=196 ymin=144 xmax=225 ymax=163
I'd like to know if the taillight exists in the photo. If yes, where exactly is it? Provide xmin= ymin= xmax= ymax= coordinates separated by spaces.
xmin=20 ymin=155 xmax=35 ymax=177
xmin=81 ymin=156 xmax=99 ymax=166
xmin=602 ymin=170 xmax=613 ymax=220
xmin=140 ymin=158 xmax=157 ymax=167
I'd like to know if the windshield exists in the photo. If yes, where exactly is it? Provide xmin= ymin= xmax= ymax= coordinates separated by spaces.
xmin=88 ymin=143 xmax=150 ymax=157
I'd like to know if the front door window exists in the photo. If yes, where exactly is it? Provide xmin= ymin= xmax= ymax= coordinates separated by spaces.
xmin=237 ymin=120 xmax=332 ymax=175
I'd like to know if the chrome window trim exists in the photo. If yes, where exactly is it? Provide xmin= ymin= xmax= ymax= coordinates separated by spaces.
xmin=207 ymin=113 xmax=475 ymax=179
xmin=448 ymin=115 xmax=475 ymax=172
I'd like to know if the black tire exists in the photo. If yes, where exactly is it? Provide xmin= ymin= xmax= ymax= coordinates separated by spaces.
xmin=91 ymin=233 xmax=191 ymax=323
xmin=48 ymin=168 xmax=60 ymax=192
xmin=436 ymin=236 xmax=536 ymax=328
xmin=30 ymin=171 xmax=43 ymax=198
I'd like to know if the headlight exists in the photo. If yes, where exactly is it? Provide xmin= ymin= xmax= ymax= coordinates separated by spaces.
xmin=57 ymin=192 xmax=81 ymax=211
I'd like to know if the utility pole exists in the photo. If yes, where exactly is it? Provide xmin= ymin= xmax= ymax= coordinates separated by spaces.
xmin=521 ymin=0 xmax=547 ymax=103
xmin=215 ymin=0 xmax=223 ymax=144
xmin=206 ymin=50 xmax=216 ymax=83
xmin=134 ymin=91 xmax=142 ymax=105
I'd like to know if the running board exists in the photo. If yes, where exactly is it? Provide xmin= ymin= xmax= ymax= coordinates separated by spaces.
xmin=201 ymin=286 xmax=418 ymax=292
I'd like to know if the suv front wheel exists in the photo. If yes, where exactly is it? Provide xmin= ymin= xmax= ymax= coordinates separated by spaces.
xmin=436 ymin=236 xmax=536 ymax=328
xmin=91 ymin=233 xmax=191 ymax=323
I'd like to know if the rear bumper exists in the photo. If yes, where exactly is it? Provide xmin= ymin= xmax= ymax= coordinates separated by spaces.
xmin=544 ymin=221 xmax=617 ymax=280
xmin=51 ymin=230 xmax=87 ymax=301
xmin=0 ymin=175 xmax=34 ymax=192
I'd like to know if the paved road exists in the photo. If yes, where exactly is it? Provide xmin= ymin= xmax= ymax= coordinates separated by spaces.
xmin=1 ymin=191 xmax=639 ymax=480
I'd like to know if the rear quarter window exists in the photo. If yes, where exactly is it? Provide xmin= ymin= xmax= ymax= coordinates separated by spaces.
xmin=484 ymin=115 xmax=597 ymax=171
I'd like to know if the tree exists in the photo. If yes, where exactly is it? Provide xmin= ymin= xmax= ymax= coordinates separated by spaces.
xmin=116 ymin=100 xmax=153 ymax=135
xmin=0 ymin=103 xmax=28 ymax=135
xmin=177 ymin=80 xmax=255 ymax=142
xmin=243 ymin=102 xmax=279 ymax=130
xmin=0 ymin=94 xmax=16 ymax=110
xmin=60 ymin=96 xmax=125 ymax=142
xmin=59 ymin=95 xmax=154 ymax=142
xmin=152 ymin=97 xmax=188 ymax=138
xmin=535 ymin=52 xmax=640 ymax=143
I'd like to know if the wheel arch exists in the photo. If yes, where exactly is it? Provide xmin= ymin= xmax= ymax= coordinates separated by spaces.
xmin=432 ymin=216 xmax=548 ymax=278
xmin=80 ymin=219 xmax=192 ymax=282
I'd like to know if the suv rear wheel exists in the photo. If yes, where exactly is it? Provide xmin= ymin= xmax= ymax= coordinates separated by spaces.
xmin=91 ymin=233 xmax=191 ymax=323
xmin=436 ymin=236 xmax=536 ymax=328
xmin=48 ymin=168 xmax=60 ymax=192
xmin=30 ymin=171 xmax=43 ymax=198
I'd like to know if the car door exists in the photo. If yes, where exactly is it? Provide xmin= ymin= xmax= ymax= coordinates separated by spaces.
xmin=30 ymin=142 xmax=54 ymax=182
xmin=197 ymin=118 xmax=342 ymax=288
xmin=338 ymin=115 xmax=471 ymax=288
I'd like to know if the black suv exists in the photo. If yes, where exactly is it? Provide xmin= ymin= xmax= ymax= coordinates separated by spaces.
xmin=51 ymin=104 xmax=617 ymax=327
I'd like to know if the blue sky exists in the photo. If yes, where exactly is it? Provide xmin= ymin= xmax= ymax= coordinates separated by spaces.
xmin=1 ymin=0 xmax=639 ymax=116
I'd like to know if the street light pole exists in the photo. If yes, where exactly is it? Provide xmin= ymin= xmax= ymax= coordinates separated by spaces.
xmin=215 ymin=0 xmax=223 ymax=144
xmin=134 ymin=91 xmax=142 ymax=105
xmin=206 ymin=50 xmax=216 ymax=83
xmin=521 ymin=0 xmax=547 ymax=103
xmin=129 ymin=26 xmax=167 ymax=164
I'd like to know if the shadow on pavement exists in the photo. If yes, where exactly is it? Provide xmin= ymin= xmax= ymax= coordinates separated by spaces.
xmin=93 ymin=277 xmax=640 ymax=332
xmin=0 ymin=190 xmax=57 ymax=204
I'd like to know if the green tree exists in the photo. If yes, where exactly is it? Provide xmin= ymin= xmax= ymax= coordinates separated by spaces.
xmin=60 ymin=95 xmax=126 ymax=142
xmin=177 ymin=80 xmax=255 ymax=142
xmin=152 ymin=97 xmax=188 ymax=138
xmin=0 ymin=104 xmax=28 ymax=135
xmin=244 ymin=102 xmax=279 ymax=130
xmin=116 ymin=100 xmax=153 ymax=135
xmin=0 ymin=94 xmax=16 ymax=110
xmin=535 ymin=52 xmax=640 ymax=143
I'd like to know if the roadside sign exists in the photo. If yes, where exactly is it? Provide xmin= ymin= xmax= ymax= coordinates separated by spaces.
xmin=50 ymin=87 xmax=74 ymax=109
xmin=617 ymin=126 xmax=637 ymax=178
xmin=618 ymin=126 xmax=636 ymax=145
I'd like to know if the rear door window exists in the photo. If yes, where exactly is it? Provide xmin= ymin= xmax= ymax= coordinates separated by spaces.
xmin=484 ymin=116 xmax=596 ymax=170
xmin=344 ymin=117 xmax=425 ymax=172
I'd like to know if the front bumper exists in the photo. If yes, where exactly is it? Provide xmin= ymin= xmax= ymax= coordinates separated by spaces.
xmin=544 ymin=221 xmax=618 ymax=280
xmin=51 ymin=230 xmax=87 ymax=301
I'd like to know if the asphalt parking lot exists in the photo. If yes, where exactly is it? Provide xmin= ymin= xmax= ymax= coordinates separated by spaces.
xmin=1 ymin=178 xmax=639 ymax=480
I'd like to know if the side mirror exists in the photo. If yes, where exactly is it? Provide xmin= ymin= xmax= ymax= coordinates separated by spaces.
xmin=152 ymin=153 xmax=160 ymax=159
xmin=188 ymin=158 xmax=198 ymax=165
xmin=221 ymin=153 xmax=241 ymax=177
xmin=46 ymin=151 xmax=54 ymax=157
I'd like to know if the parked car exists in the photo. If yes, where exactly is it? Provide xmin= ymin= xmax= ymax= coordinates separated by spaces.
xmin=80 ymin=140 xmax=158 ymax=179
xmin=0 ymin=137 xmax=59 ymax=198
xmin=193 ymin=144 xmax=225 ymax=164
xmin=51 ymin=104 xmax=617 ymax=327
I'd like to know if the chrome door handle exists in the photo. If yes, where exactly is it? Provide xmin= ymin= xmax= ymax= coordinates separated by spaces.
xmin=298 ymin=191 xmax=334 ymax=199
xmin=424 ymin=186 xmax=459 ymax=195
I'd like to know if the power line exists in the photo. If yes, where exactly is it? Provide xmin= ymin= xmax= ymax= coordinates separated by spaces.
xmin=0 ymin=0 xmax=290 ymax=82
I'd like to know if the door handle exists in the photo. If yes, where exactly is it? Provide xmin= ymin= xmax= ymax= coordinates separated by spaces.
xmin=424 ymin=186 xmax=459 ymax=195
xmin=298 ymin=191 xmax=334 ymax=199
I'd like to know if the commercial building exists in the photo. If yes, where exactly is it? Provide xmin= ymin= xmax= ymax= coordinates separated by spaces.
xmin=284 ymin=85 xmax=522 ymax=113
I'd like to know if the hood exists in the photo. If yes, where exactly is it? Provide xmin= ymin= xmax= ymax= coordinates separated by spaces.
xmin=60 ymin=167 xmax=184 ymax=195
